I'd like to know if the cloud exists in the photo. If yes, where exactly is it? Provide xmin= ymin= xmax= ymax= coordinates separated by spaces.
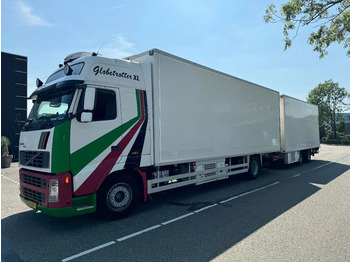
xmin=17 ymin=1 xmax=53 ymax=27
xmin=99 ymin=36 xmax=135 ymax=58
xmin=101 ymin=4 xmax=126 ymax=12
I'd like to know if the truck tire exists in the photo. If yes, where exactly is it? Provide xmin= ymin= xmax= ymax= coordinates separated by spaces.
xmin=303 ymin=150 xmax=311 ymax=163
xmin=297 ymin=151 xmax=303 ymax=165
xmin=97 ymin=174 xmax=139 ymax=220
xmin=248 ymin=156 xmax=261 ymax=179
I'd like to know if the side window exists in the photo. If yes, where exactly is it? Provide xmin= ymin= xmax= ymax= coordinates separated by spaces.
xmin=92 ymin=89 xmax=117 ymax=121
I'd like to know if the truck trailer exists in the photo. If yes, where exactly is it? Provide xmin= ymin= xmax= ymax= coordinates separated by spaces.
xmin=19 ymin=49 xmax=320 ymax=219
xmin=279 ymin=95 xmax=320 ymax=164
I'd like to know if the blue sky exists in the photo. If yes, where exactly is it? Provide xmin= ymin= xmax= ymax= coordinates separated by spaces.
xmin=2 ymin=0 xmax=349 ymax=110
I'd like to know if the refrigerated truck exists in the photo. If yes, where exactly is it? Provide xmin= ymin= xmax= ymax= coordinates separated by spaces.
xmin=279 ymin=95 xmax=320 ymax=164
xmin=19 ymin=49 xmax=319 ymax=219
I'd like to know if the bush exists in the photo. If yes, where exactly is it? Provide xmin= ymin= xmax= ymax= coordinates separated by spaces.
xmin=322 ymin=138 xmax=350 ymax=145
xmin=343 ymin=135 xmax=350 ymax=142
xmin=1 ymin=136 xmax=10 ymax=157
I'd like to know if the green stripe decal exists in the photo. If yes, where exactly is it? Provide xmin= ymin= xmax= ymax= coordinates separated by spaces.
xmin=70 ymin=90 xmax=141 ymax=176
xmin=38 ymin=132 xmax=44 ymax=149
xmin=52 ymin=121 xmax=71 ymax=173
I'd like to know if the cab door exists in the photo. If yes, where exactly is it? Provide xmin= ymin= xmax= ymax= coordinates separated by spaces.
xmin=70 ymin=86 xmax=122 ymax=195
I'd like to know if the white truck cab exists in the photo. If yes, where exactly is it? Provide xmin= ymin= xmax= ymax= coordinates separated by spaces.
xmin=20 ymin=52 xmax=152 ymax=218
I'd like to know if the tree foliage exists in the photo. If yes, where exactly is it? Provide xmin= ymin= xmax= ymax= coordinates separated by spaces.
xmin=264 ymin=0 xmax=350 ymax=58
xmin=307 ymin=79 xmax=349 ymax=138
xmin=337 ymin=116 xmax=346 ymax=132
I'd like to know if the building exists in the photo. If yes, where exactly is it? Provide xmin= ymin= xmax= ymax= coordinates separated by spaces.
xmin=335 ymin=112 xmax=350 ymax=134
xmin=341 ymin=113 xmax=350 ymax=134
xmin=1 ymin=52 xmax=27 ymax=161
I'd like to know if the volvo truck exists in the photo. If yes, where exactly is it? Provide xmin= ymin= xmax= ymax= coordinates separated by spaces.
xmin=19 ymin=49 xmax=319 ymax=219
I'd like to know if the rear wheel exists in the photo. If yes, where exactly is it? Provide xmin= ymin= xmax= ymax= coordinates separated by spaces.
xmin=97 ymin=175 xmax=139 ymax=220
xmin=297 ymin=151 xmax=303 ymax=165
xmin=303 ymin=150 xmax=311 ymax=163
xmin=248 ymin=156 xmax=261 ymax=179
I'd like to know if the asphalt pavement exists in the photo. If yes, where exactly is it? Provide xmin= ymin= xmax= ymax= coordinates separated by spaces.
xmin=1 ymin=144 xmax=349 ymax=261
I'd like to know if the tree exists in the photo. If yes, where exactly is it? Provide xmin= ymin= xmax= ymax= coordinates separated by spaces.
xmin=264 ymin=0 xmax=350 ymax=58
xmin=307 ymin=79 xmax=349 ymax=139
xmin=337 ymin=115 xmax=346 ymax=133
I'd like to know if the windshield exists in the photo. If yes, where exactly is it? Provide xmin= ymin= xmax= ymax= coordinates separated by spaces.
xmin=24 ymin=89 xmax=75 ymax=131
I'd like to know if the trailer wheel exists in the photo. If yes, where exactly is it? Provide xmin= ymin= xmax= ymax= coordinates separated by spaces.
xmin=97 ymin=174 xmax=139 ymax=220
xmin=297 ymin=151 xmax=303 ymax=165
xmin=248 ymin=156 xmax=261 ymax=179
xmin=303 ymin=150 xmax=311 ymax=163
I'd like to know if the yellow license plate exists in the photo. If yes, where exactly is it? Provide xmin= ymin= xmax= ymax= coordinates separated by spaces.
xmin=28 ymin=200 xmax=37 ymax=209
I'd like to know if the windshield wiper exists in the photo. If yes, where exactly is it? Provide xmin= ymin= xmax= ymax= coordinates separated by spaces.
xmin=37 ymin=114 xmax=54 ymax=129
xmin=37 ymin=113 xmax=54 ymax=120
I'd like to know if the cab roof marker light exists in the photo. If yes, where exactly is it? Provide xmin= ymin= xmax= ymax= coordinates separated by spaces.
xmin=64 ymin=64 xmax=73 ymax=75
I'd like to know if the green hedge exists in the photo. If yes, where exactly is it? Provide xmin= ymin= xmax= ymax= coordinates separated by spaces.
xmin=321 ymin=140 xmax=350 ymax=145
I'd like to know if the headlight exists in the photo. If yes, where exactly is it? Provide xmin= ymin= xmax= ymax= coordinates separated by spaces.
xmin=49 ymin=179 xmax=59 ymax=202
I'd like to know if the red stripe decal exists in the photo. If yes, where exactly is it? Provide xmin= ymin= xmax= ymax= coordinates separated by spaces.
xmin=40 ymin=132 xmax=48 ymax=149
xmin=74 ymin=90 xmax=146 ymax=196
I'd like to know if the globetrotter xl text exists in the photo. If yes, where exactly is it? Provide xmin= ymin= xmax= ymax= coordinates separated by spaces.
xmin=93 ymin=66 xmax=140 ymax=81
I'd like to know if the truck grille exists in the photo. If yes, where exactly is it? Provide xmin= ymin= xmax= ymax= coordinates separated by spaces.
xmin=20 ymin=151 xmax=50 ymax=168
xmin=23 ymin=187 xmax=45 ymax=203
xmin=21 ymin=174 xmax=47 ymax=189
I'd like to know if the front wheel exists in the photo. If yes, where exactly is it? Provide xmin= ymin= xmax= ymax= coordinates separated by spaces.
xmin=97 ymin=175 xmax=139 ymax=220
xmin=248 ymin=156 xmax=261 ymax=179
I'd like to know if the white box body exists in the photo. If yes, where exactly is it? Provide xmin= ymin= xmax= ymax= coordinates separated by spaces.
xmin=129 ymin=50 xmax=281 ymax=166
xmin=280 ymin=95 xmax=320 ymax=153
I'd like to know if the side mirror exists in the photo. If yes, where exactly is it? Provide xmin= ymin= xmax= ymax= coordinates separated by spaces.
xmin=80 ymin=112 xmax=93 ymax=123
xmin=84 ymin=88 xmax=96 ymax=111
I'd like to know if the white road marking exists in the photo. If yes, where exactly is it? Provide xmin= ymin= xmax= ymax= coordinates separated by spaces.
xmin=309 ymin=183 xmax=325 ymax=189
xmin=62 ymin=180 xmax=282 ymax=261
xmin=290 ymin=154 xmax=348 ymax=179
xmin=62 ymin=241 xmax=116 ymax=262
xmin=161 ymin=213 xmax=195 ymax=225
xmin=117 ymin=224 xmax=162 ymax=242
xmin=1 ymin=175 xmax=19 ymax=185
xmin=312 ymin=162 xmax=333 ymax=170
xmin=219 ymin=181 xmax=280 ymax=204
xmin=336 ymin=155 xmax=349 ymax=161
xmin=194 ymin=203 xmax=218 ymax=213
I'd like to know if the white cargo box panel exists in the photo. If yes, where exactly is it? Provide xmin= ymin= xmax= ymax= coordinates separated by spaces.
xmin=280 ymin=95 xmax=320 ymax=152
xmin=128 ymin=49 xmax=281 ymax=165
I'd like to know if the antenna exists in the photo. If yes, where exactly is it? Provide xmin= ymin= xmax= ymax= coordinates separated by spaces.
xmin=96 ymin=42 xmax=105 ymax=56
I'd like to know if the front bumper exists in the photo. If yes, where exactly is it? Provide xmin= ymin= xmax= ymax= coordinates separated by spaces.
xmin=20 ymin=194 xmax=96 ymax=217
xmin=19 ymin=168 xmax=96 ymax=217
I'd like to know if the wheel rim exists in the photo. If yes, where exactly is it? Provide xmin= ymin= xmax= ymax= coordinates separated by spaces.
xmin=107 ymin=183 xmax=132 ymax=211
xmin=251 ymin=160 xmax=258 ymax=176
